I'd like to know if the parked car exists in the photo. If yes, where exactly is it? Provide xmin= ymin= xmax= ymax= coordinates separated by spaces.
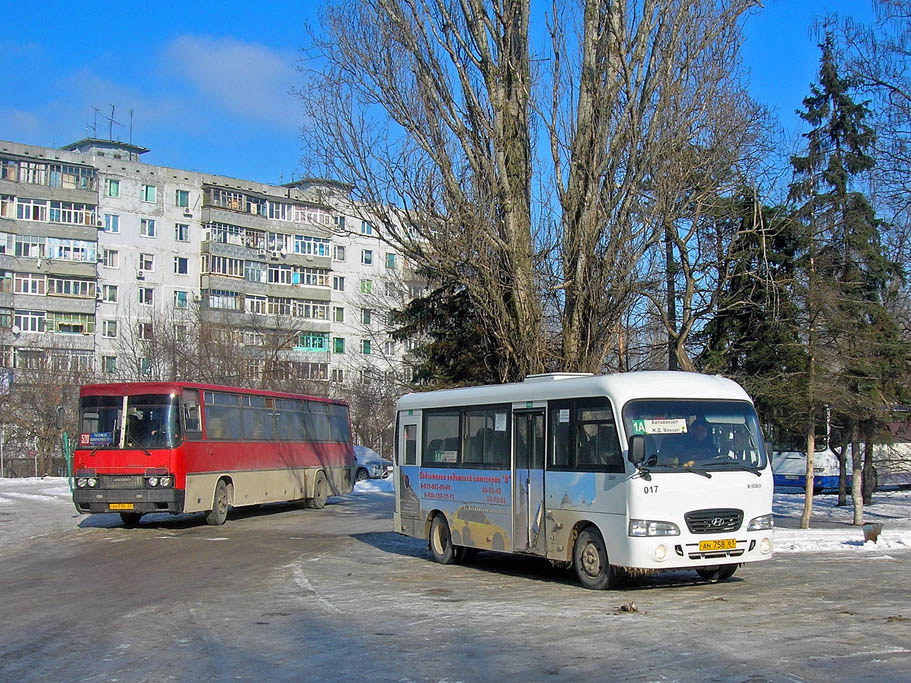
xmin=354 ymin=445 xmax=393 ymax=481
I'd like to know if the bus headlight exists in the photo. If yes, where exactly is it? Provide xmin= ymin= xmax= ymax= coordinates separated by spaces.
xmin=159 ymin=476 xmax=171 ymax=487
xmin=76 ymin=478 xmax=87 ymax=488
xmin=87 ymin=478 xmax=98 ymax=488
xmin=747 ymin=514 xmax=774 ymax=531
xmin=654 ymin=544 xmax=669 ymax=561
xmin=148 ymin=477 xmax=158 ymax=487
xmin=629 ymin=519 xmax=680 ymax=537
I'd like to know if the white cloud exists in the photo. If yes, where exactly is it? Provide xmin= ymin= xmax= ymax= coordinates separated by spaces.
xmin=162 ymin=35 xmax=301 ymax=129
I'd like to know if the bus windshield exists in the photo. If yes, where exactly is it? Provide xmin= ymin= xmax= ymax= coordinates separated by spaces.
xmin=623 ymin=399 xmax=767 ymax=472
xmin=79 ymin=393 xmax=181 ymax=449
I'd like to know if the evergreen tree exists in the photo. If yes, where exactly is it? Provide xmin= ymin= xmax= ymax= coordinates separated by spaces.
xmin=390 ymin=268 xmax=507 ymax=388
xmin=788 ymin=33 xmax=906 ymax=525
xmin=697 ymin=195 xmax=807 ymax=441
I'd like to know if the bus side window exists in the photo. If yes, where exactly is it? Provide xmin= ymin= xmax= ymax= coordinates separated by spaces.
xmin=182 ymin=390 xmax=202 ymax=440
xmin=404 ymin=424 xmax=416 ymax=465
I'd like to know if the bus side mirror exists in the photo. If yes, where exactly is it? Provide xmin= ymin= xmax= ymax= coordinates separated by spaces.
xmin=628 ymin=434 xmax=646 ymax=465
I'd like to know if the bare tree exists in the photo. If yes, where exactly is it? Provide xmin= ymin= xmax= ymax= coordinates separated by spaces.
xmin=302 ymin=0 xmax=760 ymax=379
xmin=543 ymin=0 xmax=762 ymax=372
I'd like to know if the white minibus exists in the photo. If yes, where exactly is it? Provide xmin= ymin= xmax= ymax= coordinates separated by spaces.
xmin=394 ymin=371 xmax=774 ymax=589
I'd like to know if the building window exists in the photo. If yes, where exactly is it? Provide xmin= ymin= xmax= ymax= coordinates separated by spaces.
xmin=361 ymin=308 xmax=372 ymax=325
xmin=386 ymin=253 xmax=396 ymax=269
xmin=102 ymin=319 xmax=118 ymax=338
xmin=331 ymin=367 xmax=344 ymax=383
xmin=14 ymin=310 xmax=45 ymax=333
xmin=361 ymin=339 xmax=371 ymax=355
xmin=14 ymin=273 xmax=45 ymax=295
xmin=333 ymin=306 xmax=344 ymax=323
xmin=385 ymin=340 xmax=396 ymax=355
xmin=140 ymin=218 xmax=156 ymax=237
xmin=103 ymin=249 xmax=119 ymax=268
xmin=104 ymin=214 xmax=119 ymax=233
xmin=361 ymin=249 xmax=373 ymax=265
xmin=360 ymin=279 xmax=372 ymax=294
xmin=139 ymin=287 xmax=154 ymax=306
xmin=102 ymin=284 xmax=118 ymax=302
xmin=245 ymin=295 xmax=267 ymax=314
xmin=333 ymin=337 xmax=345 ymax=354
xmin=175 ymin=189 xmax=190 ymax=207
xmin=175 ymin=223 xmax=190 ymax=242
xmin=102 ymin=355 xmax=117 ymax=374
xmin=296 ymin=332 xmax=329 ymax=351
xmin=174 ymin=290 xmax=189 ymax=309
xmin=141 ymin=184 xmax=157 ymax=203
xmin=140 ymin=253 xmax=154 ymax=271
xmin=332 ymin=275 xmax=345 ymax=292
xmin=361 ymin=220 xmax=373 ymax=235
xmin=174 ymin=256 xmax=189 ymax=275
xmin=105 ymin=179 xmax=120 ymax=198
xmin=245 ymin=261 xmax=266 ymax=284
xmin=138 ymin=322 xmax=153 ymax=340
xmin=333 ymin=245 xmax=346 ymax=261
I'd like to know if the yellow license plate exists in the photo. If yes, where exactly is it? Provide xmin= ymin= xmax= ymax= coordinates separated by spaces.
xmin=109 ymin=503 xmax=134 ymax=510
xmin=699 ymin=538 xmax=736 ymax=551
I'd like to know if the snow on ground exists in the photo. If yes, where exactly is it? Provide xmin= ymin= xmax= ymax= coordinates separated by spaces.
xmin=1 ymin=476 xmax=909 ymax=556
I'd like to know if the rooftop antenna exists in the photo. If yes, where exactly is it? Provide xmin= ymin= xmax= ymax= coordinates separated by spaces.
xmin=90 ymin=106 xmax=100 ymax=138
xmin=107 ymin=104 xmax=122 ymax=141
xmin=128 ymin=108 xmax=134 ymax=161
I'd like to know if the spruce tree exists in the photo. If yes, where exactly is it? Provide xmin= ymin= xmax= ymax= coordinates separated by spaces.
xmin=788 ymin=33 xmax=905 ymax=526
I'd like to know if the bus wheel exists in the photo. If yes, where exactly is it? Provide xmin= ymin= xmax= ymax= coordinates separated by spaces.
xmin=697 ymin=564 xmax=738 ymax=582
xmin=355 ymin=468 xmax=369 ymax=482
xmin=206 ymin=479 xmax=230 ymax=526
xmin=429 ymin=514 xmax=460 ymax=565
xmin=119 ymin=512 xmax=142 ymax=527
xmin=307 ymin=471 xmax=329 ymax=509
xmin=573 ymin=527 xmax=615 ymax=590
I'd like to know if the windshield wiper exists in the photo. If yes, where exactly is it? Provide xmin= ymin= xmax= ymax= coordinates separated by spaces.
xmin=126 ymin=434 xmax=153 ymax=457
xmin=703 ymin=460 xmax=762 ymax=477
xmin=655 ymin=463 xmax=712 ymax=479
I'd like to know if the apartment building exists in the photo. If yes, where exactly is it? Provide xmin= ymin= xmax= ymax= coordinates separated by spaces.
xmin=0 ymin=137 xmax=415 ymax=389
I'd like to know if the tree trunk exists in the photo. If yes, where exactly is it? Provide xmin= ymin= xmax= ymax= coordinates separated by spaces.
xmin=862 ymin=431 xmax=876 ymax=505
xmin=836 ymin=424 xmax=849 ymax=506
xmin=800 ymin=419 xmax=815 ymax=529
xmin=665 ymin=224 xmax=678 ymax=371
xmin=851 ymin=426 xmax=864 ymax=525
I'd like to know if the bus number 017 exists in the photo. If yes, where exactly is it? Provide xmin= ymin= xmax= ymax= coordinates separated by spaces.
xmin=643 ymin=485 xmax=659 ymax=494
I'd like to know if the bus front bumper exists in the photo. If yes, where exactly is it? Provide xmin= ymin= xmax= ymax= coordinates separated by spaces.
xmin=73 ymin=488 xmax=185 ymax=515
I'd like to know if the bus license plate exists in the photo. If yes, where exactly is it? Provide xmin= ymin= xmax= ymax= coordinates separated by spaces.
xmin=699 ymin=538 xmax=736 ymax=551
xmin=109 ymin=503 xmax=134 ymax=510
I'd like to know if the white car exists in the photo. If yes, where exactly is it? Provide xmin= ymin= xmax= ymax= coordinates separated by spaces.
xmin=353 ymin=445 xmax=393 ymax=482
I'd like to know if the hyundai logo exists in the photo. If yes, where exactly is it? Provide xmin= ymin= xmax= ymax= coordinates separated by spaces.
xmin=711 ymin=517 xmax=726 ymax=527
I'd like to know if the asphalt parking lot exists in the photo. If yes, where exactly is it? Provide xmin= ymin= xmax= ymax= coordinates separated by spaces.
xmin=0 ymin=490 xmax=909 ymax=682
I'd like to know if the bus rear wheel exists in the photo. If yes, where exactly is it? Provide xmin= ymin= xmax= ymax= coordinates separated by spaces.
xmin=119 ymin=512 xmax=142 ymax=527
xmin=206 ymin=479 xmax=230 ymax=526
xmin=573 ymin=527 xmax=615 ymax=590
xmin=697 ymin=564 xmax=738 ymax=582
xmin=429 ymin=514 xmax=465 ymax=565
xmin=306 ymin=471 xmax=328 ymax=509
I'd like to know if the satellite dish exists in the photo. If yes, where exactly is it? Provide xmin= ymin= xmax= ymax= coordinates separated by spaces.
xmin=11 ymin=325 xmax=21 ymax=335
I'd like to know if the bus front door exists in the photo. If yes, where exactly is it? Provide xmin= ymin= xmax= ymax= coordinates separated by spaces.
xmin=513 ymin=410 xmax=546 ymax=555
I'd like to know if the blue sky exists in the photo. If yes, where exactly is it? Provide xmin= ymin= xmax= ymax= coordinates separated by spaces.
xmin=1 ymin=1 xmax=875 ymax=186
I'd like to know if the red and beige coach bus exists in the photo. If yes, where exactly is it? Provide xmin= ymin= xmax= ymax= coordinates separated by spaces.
xmin=73 ymin=382 xmax=355 ymax=526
